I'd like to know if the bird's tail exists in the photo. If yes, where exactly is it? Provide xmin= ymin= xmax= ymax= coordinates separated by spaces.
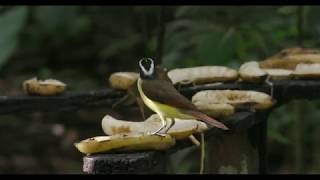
xmin=184 ymin=110 xmax=229 ymax=130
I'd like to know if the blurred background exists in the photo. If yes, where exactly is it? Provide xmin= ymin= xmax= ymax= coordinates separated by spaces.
xmin=0 ymin=5 xmax=319 ymax=174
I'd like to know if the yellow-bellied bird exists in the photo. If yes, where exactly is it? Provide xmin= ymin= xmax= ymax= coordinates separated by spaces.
xmin=137 ymin=58 xmax=229 ymax=134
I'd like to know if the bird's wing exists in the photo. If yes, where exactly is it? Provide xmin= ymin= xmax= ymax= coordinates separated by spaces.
xmin=141 ymin=79 xmax=198 ymax=111
xmin=142 ymin=79 xmax=229 ymax=130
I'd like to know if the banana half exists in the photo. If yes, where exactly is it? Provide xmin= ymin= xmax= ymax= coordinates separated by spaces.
xmin=74 ymin=134 xmax=175 ymax=155
xmin=101 ymin=114 xmax=209 ymax=140
xmin=168 ymin=66 xmax=238 ymax=85
xmin=192 ymin=90 xmax=274 ymax=111
xmin=23 ymin=77 xmax=66 ymax=96
xmin=108 ymin=72 xmax=139 ymax=90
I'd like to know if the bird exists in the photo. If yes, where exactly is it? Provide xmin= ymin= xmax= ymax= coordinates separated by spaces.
xmin=112 ymin=64 xmax=172 ymax=120
xmin=137 ymin=57 xmax=229 ymax=134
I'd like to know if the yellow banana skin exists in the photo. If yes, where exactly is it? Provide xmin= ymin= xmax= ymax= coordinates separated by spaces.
xmin=101 ymin=114 xmax=209 ymax=140
xmin=74 ymin=134 xmax=175 ymax=155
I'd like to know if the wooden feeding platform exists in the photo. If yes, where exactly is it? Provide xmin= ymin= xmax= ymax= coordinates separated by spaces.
xmin=1 ymin=80 xmax=320 ymax=174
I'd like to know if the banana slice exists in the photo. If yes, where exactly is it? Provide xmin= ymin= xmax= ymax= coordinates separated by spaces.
xmin=293 ymin=63 xmax=320 ymax=79
xmin=168 ymin=66 xmax=238 ymax=85
xmin=74 ymin=134 xmax=175 ymax=155
xmin=101 ymin=114 xmax=209 ymax=140
xmin=23 ymin=77 xmax=66 ymax=96
xmin=192 ymin=90 xmax=273 ymax=110
xmin=239 ymin=61 xmax=267 ymax=83
xmin=109 ymin=72 xmax=139 ymax=90
xmin=263 ymin=69 xmax=293 ymax=80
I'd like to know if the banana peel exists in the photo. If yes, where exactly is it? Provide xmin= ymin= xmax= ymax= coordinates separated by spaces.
xmin=23 ymin=77 xmax=66 ymax=96
xmin=168 ymin=66 xmax=238 ymax=85
xmin=192 ymin=90 xmax=274 ymax=111
xmin=260 ymin=47 xmax=320 ymax=70
xmin=74 ymin=134 xmax=175 ymax=155
xmin=101 ymin=114 xmax=209 ymax=140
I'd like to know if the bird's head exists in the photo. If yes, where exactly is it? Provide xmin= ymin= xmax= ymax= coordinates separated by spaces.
xmin=139 ymin=58 xmax=156 ymax=79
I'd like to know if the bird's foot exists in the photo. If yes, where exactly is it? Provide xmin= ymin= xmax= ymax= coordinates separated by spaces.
xmin=154 ymin=132 xmax=167 ymax=137
xmin=145 ymin=131 xmax=166 ymax=137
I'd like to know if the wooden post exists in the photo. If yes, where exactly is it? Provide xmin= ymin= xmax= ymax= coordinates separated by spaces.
xmin=83 ymin=151 xmax=167 ymax=174
xmin=203 ymin=129 xmax=259 ymax=174
xmin=203 ymin=112 xmax=270 ymax=174
xmin=258 ymin=119 xmax=268 ymax=174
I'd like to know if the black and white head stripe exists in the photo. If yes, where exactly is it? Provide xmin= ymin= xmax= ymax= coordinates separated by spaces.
xmin=139 ymin=58 xmax=154 ymax=76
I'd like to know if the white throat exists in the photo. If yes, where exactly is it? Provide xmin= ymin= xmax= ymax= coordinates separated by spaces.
xmin=139 ymin=58 xmax=154 ymax=76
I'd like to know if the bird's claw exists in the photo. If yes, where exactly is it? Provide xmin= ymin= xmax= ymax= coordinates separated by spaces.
xmin=146 ymin=131 xmax=166 ymax=137
xmin=154 ymin=133 xmax=167 ymax=137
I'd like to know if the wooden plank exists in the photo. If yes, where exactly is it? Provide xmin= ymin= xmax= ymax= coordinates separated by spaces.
xmin=0 ymin=80 xmax=320 ymax=114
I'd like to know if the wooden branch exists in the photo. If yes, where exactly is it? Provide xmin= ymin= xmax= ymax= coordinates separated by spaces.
xmin=0 ymin=80 xmax=320 ymax=115
xmin=0 ymin=89 xmax=124 ymax=114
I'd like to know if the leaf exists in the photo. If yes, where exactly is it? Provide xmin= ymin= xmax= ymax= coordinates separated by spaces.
xmin=0 ymin=6 xmax=28 ymax=69
xmin=0 ymin=37 xmax=17 ymax=69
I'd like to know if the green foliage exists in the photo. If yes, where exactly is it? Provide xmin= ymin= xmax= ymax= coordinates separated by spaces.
xmin=34 ymin=6 xmax=90 ymax=37
xmin=0 ymin=6 xmax=27 ymax=70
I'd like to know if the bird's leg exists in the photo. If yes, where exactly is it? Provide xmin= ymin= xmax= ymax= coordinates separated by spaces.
xmin=164 ymin=118 xmax=175 ymax=134
xmin=152 ymin=115 xmax=167 ymax=136
xmin=199 ymin=133 xmax=205 ymax=174
xmin=189 ymin=135 xmax=200 ymax=146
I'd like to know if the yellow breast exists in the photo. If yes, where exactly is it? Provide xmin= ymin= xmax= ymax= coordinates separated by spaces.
xmin=137 ymin=78 xmax=194 ymax=119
